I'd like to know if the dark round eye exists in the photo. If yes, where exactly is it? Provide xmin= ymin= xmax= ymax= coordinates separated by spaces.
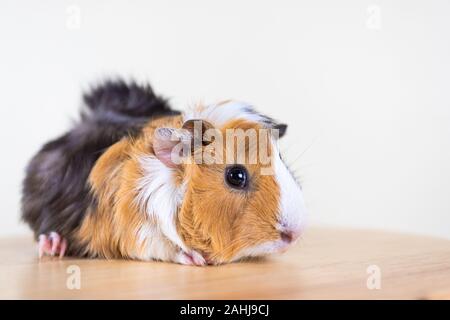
xmin=225 ymin=165 xmax=248 ymax=189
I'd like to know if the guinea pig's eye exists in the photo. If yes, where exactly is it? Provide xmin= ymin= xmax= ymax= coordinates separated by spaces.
xmin=225 ymin=165 xmax=249 ymax=189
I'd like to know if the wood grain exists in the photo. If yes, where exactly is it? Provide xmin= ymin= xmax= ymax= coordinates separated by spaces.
xmin=0 ymin=227 xmax=449 ymax=299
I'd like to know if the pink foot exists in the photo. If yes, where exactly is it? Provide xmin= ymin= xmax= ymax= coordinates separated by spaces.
xmin=177 ymin=250 xmax=206 ymax=266
xmin=38 ymin=232 xmax=67 ymax=259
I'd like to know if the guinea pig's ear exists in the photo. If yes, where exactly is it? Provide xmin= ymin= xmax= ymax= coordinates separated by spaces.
xmin=153 ymin=127 xmax=189 ymax=168
xmin=272 ymin=123 xmax=288 ymax=139
xmin=182 ymin=119 xmax=215 ymax=149
xmin=152 ymin=120 xmax=215 ymax=167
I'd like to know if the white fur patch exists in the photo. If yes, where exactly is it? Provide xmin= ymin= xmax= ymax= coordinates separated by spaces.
xmin=135 ymin=155 xmax=187 ymax=253
xmin=272 ymin=142 xmax=306 ymax=234
xmin=183 ymin=101 xmax=266 ymax=128
xmin=135 ymin=223 xmax=172 ymax=261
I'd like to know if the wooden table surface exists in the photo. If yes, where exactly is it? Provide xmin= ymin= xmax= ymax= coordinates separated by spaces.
xmin=1 ymin=227 xmax=449 ymax=299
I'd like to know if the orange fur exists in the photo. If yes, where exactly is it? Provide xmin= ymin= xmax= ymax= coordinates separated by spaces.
xmin=76 ymin=112 xmax=281 ymax=264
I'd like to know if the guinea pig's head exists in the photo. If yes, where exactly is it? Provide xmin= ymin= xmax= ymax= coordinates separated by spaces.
xmin=151 ymin=101 xmax=306 ymax=264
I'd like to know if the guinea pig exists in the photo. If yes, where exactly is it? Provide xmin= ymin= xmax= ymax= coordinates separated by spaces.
xmin=21 ymin=79 xmax=307 ymax=265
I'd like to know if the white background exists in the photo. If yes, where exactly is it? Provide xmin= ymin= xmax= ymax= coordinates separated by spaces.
xmin=0 ymin=0 xmax=449 ymax=238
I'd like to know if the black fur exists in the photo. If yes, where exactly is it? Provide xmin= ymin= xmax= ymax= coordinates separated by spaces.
xmin=21 ymin=79 xmax=179 ymax=255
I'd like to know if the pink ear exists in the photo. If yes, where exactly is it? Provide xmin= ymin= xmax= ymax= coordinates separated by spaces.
xmin=153 ymin=128 xmax=190 ymax=168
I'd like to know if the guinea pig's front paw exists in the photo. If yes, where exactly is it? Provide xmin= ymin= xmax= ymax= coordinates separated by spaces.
xmin=176 ymin=250 xmax=206 ymax=266
xmin=38 ymin=232 xmax=67 ymax=259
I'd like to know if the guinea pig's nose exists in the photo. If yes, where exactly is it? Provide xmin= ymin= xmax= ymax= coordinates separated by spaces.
xmin=280 ymin=229 xmax=301 ymax=243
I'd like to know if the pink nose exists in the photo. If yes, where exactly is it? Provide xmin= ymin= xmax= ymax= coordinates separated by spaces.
xmin=280 ymin=229 xmax=301 ymax=243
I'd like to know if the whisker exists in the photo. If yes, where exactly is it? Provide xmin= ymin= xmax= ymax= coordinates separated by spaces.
xmin=286 ymin=135 xmax=320 ymax=167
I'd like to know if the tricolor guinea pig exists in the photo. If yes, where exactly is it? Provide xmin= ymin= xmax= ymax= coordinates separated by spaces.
xmin=22 ymin=79 xmax=306 ymax=265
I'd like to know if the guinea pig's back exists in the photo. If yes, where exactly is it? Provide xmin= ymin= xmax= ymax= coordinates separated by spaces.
xmin=21 ymin=80 xmax=179 ymax=253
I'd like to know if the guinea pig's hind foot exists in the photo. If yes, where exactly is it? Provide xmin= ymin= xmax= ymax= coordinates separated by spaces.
xmin=176 ymin=250 xmax=206 ymax=266
xmin=38 ymin=232 xmax=67 ymax=259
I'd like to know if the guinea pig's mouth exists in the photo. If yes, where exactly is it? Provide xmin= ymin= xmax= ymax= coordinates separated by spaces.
xmin=270 ymin=236 xmax=301 ymax=254
xmin=276 ymin=238 xmax=298 ymax=253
